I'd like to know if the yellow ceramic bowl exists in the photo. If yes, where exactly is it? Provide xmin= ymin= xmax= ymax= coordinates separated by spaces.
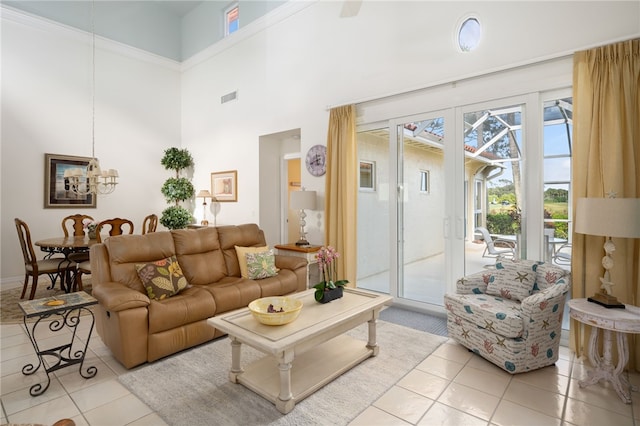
xmin=248 ymin=296 xmax=303 ymax=326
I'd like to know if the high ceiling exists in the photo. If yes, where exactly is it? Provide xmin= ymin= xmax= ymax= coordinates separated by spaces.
xmin=1 ymin=1 xmax=281 ymax=61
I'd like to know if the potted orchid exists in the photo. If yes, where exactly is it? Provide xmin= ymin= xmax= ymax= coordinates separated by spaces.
xmin=313 ymin=246 xmax=349 ymax=303
xmin=83 ymin=218 xmax=98 ymax=239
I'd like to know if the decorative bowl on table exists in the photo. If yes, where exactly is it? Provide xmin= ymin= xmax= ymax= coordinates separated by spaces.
xmin=248 ymin=296 xmax=303 ymax=326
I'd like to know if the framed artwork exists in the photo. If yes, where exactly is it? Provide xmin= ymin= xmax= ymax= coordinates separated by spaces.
xmin=44 ymin=153 xmax=96 ymax=208
xmin=211 ymin=170 xmax=238 ymax=202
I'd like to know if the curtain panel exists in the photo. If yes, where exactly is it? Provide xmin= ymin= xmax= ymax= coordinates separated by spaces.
xmin=324 ymin=105 xmax=358 ymax=286
xmin=571 ymin=39 xmax=640 ymax=369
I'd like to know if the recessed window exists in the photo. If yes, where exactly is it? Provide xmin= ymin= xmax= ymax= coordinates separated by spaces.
xmin=359 ymin=161 xmax=376 ymax=191
xmin=420 ymin=170 xmax=430 ymax=193
xmin=457 ymin=17 xmax=481 ymax=52
xmin=225 ymin=3 xmax=239 ymax=36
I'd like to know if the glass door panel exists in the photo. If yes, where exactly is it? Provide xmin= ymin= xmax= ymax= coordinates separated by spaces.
xmin=463 ymin=103 xmax=525 ymax=274
xmin=398 ymin=117 xmax=446 ymax=304
xmin=356 ymin=127 xmax=391 ymax=295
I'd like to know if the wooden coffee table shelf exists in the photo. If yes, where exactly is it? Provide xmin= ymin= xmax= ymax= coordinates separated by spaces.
xmin=208 ymin=288 xmax=392 ymax=414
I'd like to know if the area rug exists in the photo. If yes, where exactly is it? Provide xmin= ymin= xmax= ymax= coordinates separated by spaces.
xmin=1 ymin=280 xmax=92 ymax=324
xmin=119 ymin=321 xmax=447 ymax=426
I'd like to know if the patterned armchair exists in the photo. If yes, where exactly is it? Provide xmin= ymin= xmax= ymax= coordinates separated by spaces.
xmin=444 ymin=259 xmax=570 ymax=374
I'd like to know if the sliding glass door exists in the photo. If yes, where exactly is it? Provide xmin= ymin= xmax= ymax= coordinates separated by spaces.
xmin=357 ymin=110 xmax=459 ymax=306
xmin=356 ymin=89 xmax=570 ymax=310
xmin=396 ymin=115 xmax=448 ymax=305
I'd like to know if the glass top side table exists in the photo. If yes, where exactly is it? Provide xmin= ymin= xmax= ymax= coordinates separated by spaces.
xmin=18 ymin=291 xmax=98 ymax=396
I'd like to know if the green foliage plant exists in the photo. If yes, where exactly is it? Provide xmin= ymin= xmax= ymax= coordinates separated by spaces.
xmin=159 ymin=147 xmax=195 ymax=230
xmin=159 ymin=206 xmax=192 ymax=230
xmin=161 ymin=147 xmax=194 ymax=174
xmin=161 ymin=178 xmax=194 ymax=204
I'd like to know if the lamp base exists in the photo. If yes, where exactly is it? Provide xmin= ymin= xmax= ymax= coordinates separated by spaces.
xmin=588 ymin=292 xmax=625 ymax=309
xmin=295 ymin=239 xmax=310 ymax=247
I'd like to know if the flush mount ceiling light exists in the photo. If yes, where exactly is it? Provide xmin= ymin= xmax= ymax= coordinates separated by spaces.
xmin=456 ymin=15 xmax=482 ymax=52
xmin=65 ymin=1 xmax=118 ymax=196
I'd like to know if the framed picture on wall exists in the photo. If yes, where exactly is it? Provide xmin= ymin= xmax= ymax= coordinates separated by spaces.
xmin=210 ymin=170 xmax=237 ymax=202
xmin=44 ymin=153 xmax=96 ymax=208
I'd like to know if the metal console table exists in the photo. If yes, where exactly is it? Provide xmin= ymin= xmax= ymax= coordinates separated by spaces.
xmin=18 ymin=291 xmax=98 ymax=396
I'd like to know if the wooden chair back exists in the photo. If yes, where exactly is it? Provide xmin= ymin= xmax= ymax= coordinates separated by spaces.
xmin=96 ymin=218 xmax=134 ymax=242
xmin=142 ymin=214 xmax=158 ymax=235
xmin=62 ymin=214 xmax=94 ymax=237
xmin=15 ymin=218 xmax=37 ymax=268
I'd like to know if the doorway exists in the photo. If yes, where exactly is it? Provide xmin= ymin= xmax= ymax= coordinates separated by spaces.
xmin=258 ymin=129 xmax=301 ymax=247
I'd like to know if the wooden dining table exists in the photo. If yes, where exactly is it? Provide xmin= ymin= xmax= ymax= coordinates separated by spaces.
xmin=35 ymin=236 xmax=98 ymax=293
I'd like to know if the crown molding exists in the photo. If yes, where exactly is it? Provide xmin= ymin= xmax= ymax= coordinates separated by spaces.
xmin=1 ymin=5 xmax=181 ymax=71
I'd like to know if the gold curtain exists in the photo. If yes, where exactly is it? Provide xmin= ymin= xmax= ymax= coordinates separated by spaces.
xmin=324 ymin=105 xmax=358 ymax=286
xmin=571 ymin=39 xmax=640 ymax=369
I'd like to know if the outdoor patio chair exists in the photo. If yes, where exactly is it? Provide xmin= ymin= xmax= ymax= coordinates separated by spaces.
xmin=553 ymin=243 xmax=572 ymax=266
xmin=475 ymin=226 xmax=516 ymax=259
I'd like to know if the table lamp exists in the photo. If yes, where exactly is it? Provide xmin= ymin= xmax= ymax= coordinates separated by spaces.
xmin=290 ymin=188 xmax=317 ymax=246
xmin=197 ymin=190 xmax=212 ymax=225
xmin=574 ymin=197 xmax=640 ymax=309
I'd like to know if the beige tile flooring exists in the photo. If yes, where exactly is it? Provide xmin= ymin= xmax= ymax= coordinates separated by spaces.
xmin=2 ymin=316 xmax=639 ymax=426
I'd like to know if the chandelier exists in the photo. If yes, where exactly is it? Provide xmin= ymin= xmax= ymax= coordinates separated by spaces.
xmin=64 ymin=1 xmax=118 ymax=196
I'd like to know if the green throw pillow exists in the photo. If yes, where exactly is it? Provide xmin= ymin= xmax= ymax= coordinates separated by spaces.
xmin=245 ymin=249 xmax=278 ymax=280
xmin=136 ymin=255 xmax=189 ymax=301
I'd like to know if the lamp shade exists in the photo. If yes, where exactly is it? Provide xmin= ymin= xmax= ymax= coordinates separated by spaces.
xmin=575 ymin=197 xmax=640 ymax=238
xmin=197 ymin=189 xmax=212 ymax=198
xmin=290 ymin=190 xmax=317 ymax=210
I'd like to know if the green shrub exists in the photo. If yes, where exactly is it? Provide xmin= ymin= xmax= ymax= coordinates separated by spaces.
xmin=160 ymin=206 xmax=193 ymax=230
xmin=161 ymin=148 xmax=193 ymax=172
xmin=487 ymin=213 xmax=516 ymax=235
xmin=161 ymin=177 xmax=195 ymax=204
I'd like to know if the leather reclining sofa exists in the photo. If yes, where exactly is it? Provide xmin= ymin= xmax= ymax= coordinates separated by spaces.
xmin=90 ymin=223 xmax=307 ymax=368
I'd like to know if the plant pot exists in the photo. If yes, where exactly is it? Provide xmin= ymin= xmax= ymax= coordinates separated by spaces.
xmin=318 ymin=286 xmax=343 ymax=304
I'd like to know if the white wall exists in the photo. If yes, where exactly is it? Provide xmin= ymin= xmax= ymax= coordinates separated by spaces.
xmin=2 ymin=1 xmax=638 ymax=283
xmin=1 ymin=10 xmax=182 ymax=282
xmin=181 ymin=0 xmax=638 ymax=254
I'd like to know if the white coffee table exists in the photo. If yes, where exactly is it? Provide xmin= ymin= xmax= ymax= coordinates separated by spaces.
xmin=208 ymin=287 xmax=392 ymax=414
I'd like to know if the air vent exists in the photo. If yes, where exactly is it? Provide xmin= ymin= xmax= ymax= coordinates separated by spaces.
xmin=221 ymin=91 xmax=238 ymax=104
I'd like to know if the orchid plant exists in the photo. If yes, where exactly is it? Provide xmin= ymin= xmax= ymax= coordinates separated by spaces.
xmin=313 ymin=246 xmax=349 ymax=302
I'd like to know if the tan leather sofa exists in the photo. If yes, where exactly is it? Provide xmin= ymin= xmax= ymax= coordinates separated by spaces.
xmin=90 ymin=224 xmax=307 ymax=368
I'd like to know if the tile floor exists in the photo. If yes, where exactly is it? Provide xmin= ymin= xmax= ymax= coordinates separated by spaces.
xmin=2 ymin=314 xmax=639 ymax=426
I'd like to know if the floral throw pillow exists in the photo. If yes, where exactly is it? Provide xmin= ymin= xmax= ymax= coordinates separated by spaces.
xmin=235 ymin=245 xmax=269 ymax=278
xmin=485 ymin=260 xmax=535 ymax=302
xmin=245 ymin=249 xmax=278 ymax=280
xmin=136 ymin=255 xmax=189 ymax=301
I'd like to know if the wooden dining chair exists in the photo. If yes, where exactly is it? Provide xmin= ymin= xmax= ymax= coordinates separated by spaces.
xmin=61 ymin=214 xmax=94 ymax=264
xmin=76 ymin=218 xmax=134 ymax=291
xmin=15 ymin=218 xmax=75 ymax=300
xmin=62 ymin=214 xmax=94 ymax=237
xmin=142 ymin=214 xmax=158 ymax=234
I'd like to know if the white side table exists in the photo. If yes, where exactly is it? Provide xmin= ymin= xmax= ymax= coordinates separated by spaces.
xmin=274 ymin=244 xmax=321 ymax=288
xmin=568 ymin=298 xmax=640 ymax=403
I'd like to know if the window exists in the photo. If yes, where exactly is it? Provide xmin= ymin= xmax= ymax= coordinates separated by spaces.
xmin=457 ymin=16 xmax=481 ymax=52
xmin=225 ymin=3 xmax=239 ymax=36
xmin=543 ymin=97 xmax=573 ymax=241
xmin=359 ymin=161 xmax=375 ymax=191
xmin=420 ymin=170 xmax=430 ymax=193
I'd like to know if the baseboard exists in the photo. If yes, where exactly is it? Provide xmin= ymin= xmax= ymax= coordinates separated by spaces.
xmin=0 ymin=276 xmax=41 ymax=291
